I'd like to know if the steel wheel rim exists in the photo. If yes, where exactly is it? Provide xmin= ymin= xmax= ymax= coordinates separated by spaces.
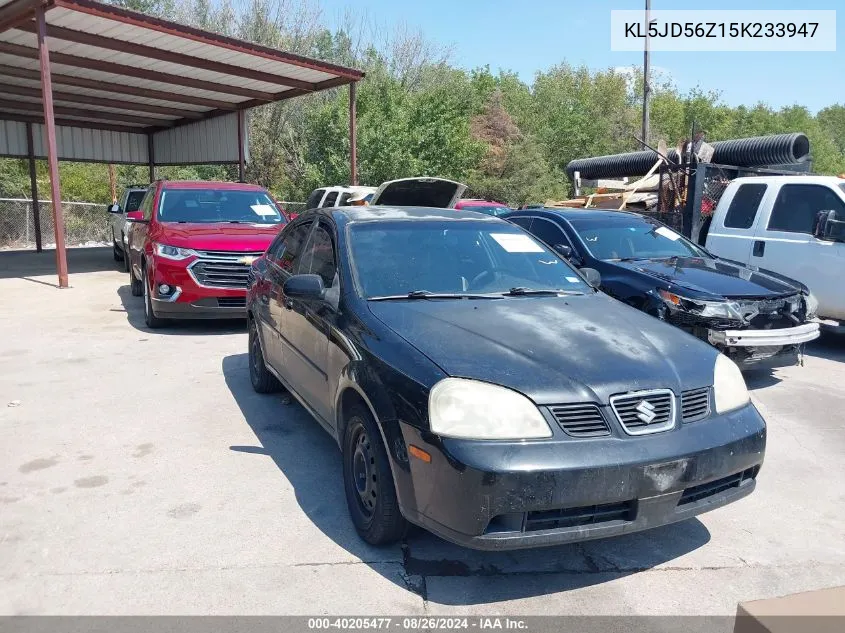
xmin=350 ymin=423 xmax=378 ymax=518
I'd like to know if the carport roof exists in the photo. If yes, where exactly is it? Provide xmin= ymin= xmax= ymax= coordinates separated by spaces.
xmin=0 ymin=0 xmax=364 ymax=134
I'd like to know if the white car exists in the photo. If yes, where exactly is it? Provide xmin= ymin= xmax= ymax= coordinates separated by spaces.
xmin=304 ymin=185 xmax=376 ymax=210
xmin=705 ymin=175 xmax=844 ymax=327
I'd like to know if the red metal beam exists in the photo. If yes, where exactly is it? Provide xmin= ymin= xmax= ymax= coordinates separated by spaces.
xmin=0 ymin=41 xmax=276 ymax=101
xmin=36 ymin=5 xmax=68 ymax=288
xmin=0 ymin=111 xmax=146 ymax=134
xmin=25 ymin=121 xmax=43 ymax=253
xmin=0 ymin=63 xmax=233 ymax=110
xmin=0 ymin=96 xmax=167 ymax=126
xmin=349 ymin=82 xmax=357 ymax=186
xmin=2 ymin=83 xmax=200 ymax=119
xmin=0 ymin=0 xmax=37 ymax=33
xmin=54 ymin=0 xmax=365 ymax=81
xmin=20 ymin=22 xmax=317 ymax=91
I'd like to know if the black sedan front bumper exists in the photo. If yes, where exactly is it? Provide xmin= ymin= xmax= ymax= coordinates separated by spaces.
xmin=397 ymin=404 xmax=765 ymax=550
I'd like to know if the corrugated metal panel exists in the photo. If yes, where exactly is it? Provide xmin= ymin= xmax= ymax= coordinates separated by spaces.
xmin=28 ymin=124 xmax=149 ymax=163
xmin=152 ymin=113 xmax=245 ymax=164
xmin=0 ymin=120 xmax=28 ymax=157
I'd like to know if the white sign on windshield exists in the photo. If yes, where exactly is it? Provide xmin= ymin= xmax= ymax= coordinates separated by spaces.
xmin=655 ymin=226 xmax=681 ymax=241
xmin=491 ymin=233 xmax=544 ymax=253
xmin=251 ymin=204 xmax=277 ymax=217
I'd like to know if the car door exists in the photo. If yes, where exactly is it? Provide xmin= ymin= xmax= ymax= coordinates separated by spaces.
xmin=266 ymin=219 xmax=314 ymax=374
xmin=278 ymin=220 xmax=339 ymax=425
xmin=753 ymin=183 xmax=845 ymax=319
xmin=706 ymin=182 xmax=769 ymax=264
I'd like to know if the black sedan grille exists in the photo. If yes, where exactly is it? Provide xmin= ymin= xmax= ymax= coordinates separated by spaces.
xmin=189 ymin=251 xmax=262 ymax=289
xmin=524 ymin=501 xmax=634 ymax=532
xmin=548 ymin=404 xmax=610 ymax=437
xmin=681 ymin=387 xmax=710 ymax=422
xmin=610 ymin=390 xmax=675 ymax=435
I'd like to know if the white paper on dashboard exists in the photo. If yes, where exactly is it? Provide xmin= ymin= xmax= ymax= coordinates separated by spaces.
xmin=251 ymin=204 xmax=277 ymax=217
xmin=655 ymin=226 xmax=681 ymax=241
xmin=491 ymin=233 xmax=544 ymax=253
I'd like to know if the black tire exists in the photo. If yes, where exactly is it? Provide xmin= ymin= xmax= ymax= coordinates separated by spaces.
xmin=121 ymin=236 xmax=130 ymax=273
xmin=342 ymin=405 xmax=406 ymax=546
xmin=142 ymin=267 xmax=165 ymax=329
xmin=129 ymin=256 xmax=143 ymax=296
xmin=248 ymin=318 xmax=280 ymax=393
xmin=113 ymin=240 xmax=123 ymax=261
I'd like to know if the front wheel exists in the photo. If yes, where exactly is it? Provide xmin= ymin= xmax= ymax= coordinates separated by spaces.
xmin=142 ymin=267 xmax=165 ymax=329
xmin=342 ymin=406 xmax=406 ymax=546
xmin=248 ymin=318 xmax=280 ymax=393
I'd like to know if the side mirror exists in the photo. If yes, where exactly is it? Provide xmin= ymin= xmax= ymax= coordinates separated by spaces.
xmin=553 ymin=244 xmax=573 ymax=259
xmin=107 ymin=203 xmax=122 ymax=213
xmin=125 ymin=210 xmax=144 ymax=222
xmin=820 ymin=210 xmax=845 ymax=240
xmin=283 ymin=274 xmax=325 ymax=301
xmin=580 ymin=267 xmax=602 ymax=289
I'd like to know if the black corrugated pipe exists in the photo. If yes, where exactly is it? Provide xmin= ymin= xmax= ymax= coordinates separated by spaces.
xmin=565 ymin=133 xmax=810 ymax=180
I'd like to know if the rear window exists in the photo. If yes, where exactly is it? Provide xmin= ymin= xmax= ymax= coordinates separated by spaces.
xmin=723 ymin=183 xmax=767 ymax=229
xmin=125 ymin=190 xmax=146 ymax=212
xmin=306 ymin=188 xmax=325 ymax=210
xmin=323 ymin=191 xmax=339 ymax=207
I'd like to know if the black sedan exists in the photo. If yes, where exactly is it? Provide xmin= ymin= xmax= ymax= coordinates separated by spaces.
xmin=503 ymin=208 xmax=819 ymax=369
xmin=246 ymin=206 xmax=765 ymax=550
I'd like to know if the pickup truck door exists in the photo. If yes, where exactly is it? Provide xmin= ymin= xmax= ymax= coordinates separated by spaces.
xmin=751 ymin=183 xmax=845 ymax=320
xmin=706 ymin=181 xmax=770 ymax=264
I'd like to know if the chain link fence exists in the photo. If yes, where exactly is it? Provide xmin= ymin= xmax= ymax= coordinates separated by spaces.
xmin=0 ymin=198 xmax=110 ymax=251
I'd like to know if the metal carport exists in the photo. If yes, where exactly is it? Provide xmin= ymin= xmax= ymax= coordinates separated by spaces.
xmin=0 ymin=0 xmax=364 ymax=287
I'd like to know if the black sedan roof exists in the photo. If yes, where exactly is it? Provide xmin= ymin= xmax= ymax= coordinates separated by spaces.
xmin=308 ymin=205 xmax=504 ymax=225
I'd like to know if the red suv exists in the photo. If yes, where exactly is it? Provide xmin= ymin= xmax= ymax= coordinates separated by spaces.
xmin=126 ymin=181 xmax=287 ymax=328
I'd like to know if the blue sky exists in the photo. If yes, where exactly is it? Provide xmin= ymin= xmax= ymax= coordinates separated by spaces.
xmin=320 ymin=0 xmax=843 ymax=113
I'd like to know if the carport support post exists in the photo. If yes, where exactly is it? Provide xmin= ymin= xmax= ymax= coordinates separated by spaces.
xmin=237 ymin=110 xmax=245 ymax=183
xmin=36 ymin=6 xmax=68 ymax=288
xmin=147 ymin=134 xmax=155 ymax=183
xmin=25 ymin=122 xmax=43 ymax=253
xmin=349 ymin=82 xmax=357 ymax=186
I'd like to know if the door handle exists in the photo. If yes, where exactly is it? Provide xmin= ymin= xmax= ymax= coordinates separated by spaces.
xmin=753 ymin=240 xmax=765 ymax=257
xmin=283 ymin=298 xmax=294 ymax=310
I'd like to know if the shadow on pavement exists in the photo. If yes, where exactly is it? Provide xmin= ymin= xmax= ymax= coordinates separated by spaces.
xmin=222 ymin=353 xmax=711 ymax=605
xmin=0 ymin=246 xmax=118 ymax=279
xmin=118 ymin=284 xmax=246 ymax=336
xmin=806 ymin=330 xmax=845 ymax=363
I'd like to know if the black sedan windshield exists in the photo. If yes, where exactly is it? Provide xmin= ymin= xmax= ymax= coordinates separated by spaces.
xmin=569 ymin=217 xmax=706 ymax=260
xmin=349 ymin=221 xmax=590 ymax=298
xmin=157 ymin=189 xmax=284 ymax=224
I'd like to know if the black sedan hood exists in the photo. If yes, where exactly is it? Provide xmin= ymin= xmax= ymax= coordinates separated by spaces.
xmin=368 ymin=294 xmax=716 ymax=405
xmin=614 ymin=257 xmax=801 ymax=299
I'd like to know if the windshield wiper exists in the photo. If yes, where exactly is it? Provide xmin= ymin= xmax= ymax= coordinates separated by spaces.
xmin=503 ymin=287 xmax=579 ymax=296
xmin=369 ymin=290 xmax=501 ymax=301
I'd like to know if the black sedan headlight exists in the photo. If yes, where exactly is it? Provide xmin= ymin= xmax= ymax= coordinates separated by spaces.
xmin=658 ymin=289 xmax=744 ymax=321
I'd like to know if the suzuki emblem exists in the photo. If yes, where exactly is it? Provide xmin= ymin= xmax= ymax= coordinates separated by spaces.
xmin=635 ymin=400 xmax=657 ymax=424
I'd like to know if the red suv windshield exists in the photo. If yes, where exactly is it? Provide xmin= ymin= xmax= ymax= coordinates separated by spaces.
xmin=157 ymin=188 xmax=284 ymax=225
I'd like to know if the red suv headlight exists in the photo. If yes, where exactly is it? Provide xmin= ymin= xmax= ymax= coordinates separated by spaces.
xmin=154 ymin=243 xmax=197 ymax=261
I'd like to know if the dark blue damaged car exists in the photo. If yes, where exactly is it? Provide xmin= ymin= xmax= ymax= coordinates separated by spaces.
xmin=245 ymin=181 xmax=765 ymax=550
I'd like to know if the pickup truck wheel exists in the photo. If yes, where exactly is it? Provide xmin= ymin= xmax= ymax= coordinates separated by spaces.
xmin=142 ymin=268 xmax=165 ymax=329
xmin=342 ymin=406 xmax=405 ymax=546
xmin=248 ymin=318 xmax=280 ymax=393
xmin=121 ymin=236 xmax=130 ymax=273
xmin=113 ymin=241 xmax=123 ymax=262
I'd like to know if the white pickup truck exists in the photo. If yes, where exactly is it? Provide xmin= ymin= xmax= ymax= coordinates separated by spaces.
xmin=705 ymin=175 xmax=844 ymax=327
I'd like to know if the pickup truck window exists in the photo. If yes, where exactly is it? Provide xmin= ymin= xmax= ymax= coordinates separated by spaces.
xmin=323 ymin=191 xmax=339 ymax=207
xmin=768 ymin=184 xmax=845 ymax=235
xmin=724 ymin=183 xmax=767 ymax=229
xmin=125 ymin=190 xmax=146 ymax=213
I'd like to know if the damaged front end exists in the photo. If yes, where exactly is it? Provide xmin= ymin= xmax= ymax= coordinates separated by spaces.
xmin=655 ymin=290 xmax=821 ymax=369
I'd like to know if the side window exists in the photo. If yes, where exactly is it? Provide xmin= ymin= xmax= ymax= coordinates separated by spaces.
xmin=322 ymin=191 xmax=339 ymax=208
xmin=271 ymin=220 xmax=313 ymax=275
xmin=529 ymin=217 xmax=570 ymax=248
xmin=724 ymin=183 xmax=767 ymax=229
xmin=509 ymin=216 xmax=533 ymax=231
xmin=338 ymin=192 xmax=352 ymax=206
xmin=305 ymin=189 xmax=325 ymax=210
xmin=140 ymin=187 xmax=155 ymax=220
xmin=300 ymin=223 xmax=337 ymax=288
xmin=768 ymin=184 xmax=845 ymax=235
